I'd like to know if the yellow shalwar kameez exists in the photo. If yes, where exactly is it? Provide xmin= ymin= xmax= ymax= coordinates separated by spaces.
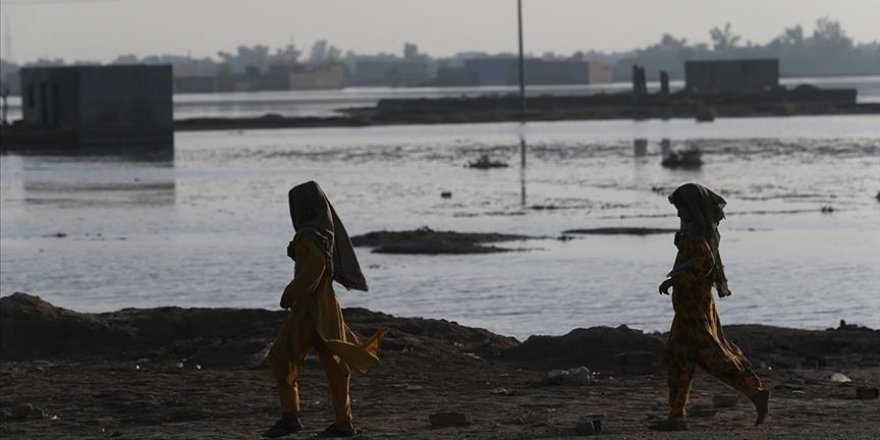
xmin=267 ymin=236 xmax=385 ymax=426
xmin=666 ymin=234 xmax=763 ymax=418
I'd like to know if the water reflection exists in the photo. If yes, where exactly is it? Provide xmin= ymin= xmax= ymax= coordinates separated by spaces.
xmin=633 ymin=138 xmax=648 ymax=157
xmin=16 ymin=148 xmax=176 ymax=208
xmin=520 ymin=134 xmax=527 ymax=207
xmin=660 ymin=138 xmax=672 ymax=157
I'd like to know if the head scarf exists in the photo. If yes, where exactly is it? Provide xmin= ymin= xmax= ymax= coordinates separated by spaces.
xmin=668 ymin=182 xmax=730 ymax=296
xmin=289 ymin=181 xmax=368 ymax=292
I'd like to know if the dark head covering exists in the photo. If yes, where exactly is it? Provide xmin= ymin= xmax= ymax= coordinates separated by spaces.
xmin=289 ymin=181 xmax=368 ymax=292
xmin=668 ymin=182 xmax=730 ymax=296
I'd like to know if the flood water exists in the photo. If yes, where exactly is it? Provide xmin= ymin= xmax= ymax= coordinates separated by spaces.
xmin=1 ymin=115 xmax=879 ymax=339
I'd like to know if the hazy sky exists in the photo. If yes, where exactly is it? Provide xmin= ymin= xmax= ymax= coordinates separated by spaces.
xmin=2 ymin=0 xmax=879 ymax=63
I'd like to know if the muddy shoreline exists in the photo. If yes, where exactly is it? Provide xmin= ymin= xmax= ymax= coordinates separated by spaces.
xmin=2 ymin=293 xmax=879 ymax=439
xmin=173 ymin=101 xmax=880 ymax=132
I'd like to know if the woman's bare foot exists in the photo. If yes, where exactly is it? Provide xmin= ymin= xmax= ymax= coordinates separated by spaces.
xmin=753 ymin=389 xmax=770 ymax=426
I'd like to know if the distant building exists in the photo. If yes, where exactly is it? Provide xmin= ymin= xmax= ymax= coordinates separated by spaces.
xmin=685 ymin=59 xmax=779 ymax=93
xmin=291 ymin=65 xmax=345 ymax=90
xmin=349 ymin=59 xmax=430 ymax=87
xmin=174 ymin=75 xmax=217 ymax=93
xmin=14 ymin=65 xmax=173 ymax=147
xmin=462 ymin=58 xmax=612 ymax=86
xmin=432 ymin=66 xmax=479 ymax=87
xmin=260 ymin=63 xmax=297 ymax=91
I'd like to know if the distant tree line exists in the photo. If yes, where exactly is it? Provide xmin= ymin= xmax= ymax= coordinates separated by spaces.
xmin=1 ymin=18 xmax=878 ymax=91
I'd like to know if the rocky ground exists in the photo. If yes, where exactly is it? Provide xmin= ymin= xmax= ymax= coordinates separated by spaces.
xmin=2 ymin=293 xmax=879 ymax=439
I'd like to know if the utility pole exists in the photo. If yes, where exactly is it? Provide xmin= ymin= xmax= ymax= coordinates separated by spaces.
xmin=3 ymin=15 xmax=11 ymax=62
xmin=517 ymin=0 xmax=526 ymax=115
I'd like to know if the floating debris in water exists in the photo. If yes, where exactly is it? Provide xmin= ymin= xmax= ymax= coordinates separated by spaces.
xmin=468 ymin=154 xmax=509 ymax=169
xmin=662 ymin=148 xmax=703 ymax=169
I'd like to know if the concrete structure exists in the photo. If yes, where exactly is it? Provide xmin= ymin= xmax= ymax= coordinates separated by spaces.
xmin=291 ymin=65 xmax=344 ymax=90
xmin=349 ymin=59 xmax=431 ymax=87
xmin=685 ymin=59 xmax=779 ymax=93
xmin=14 ymin=65 xmax=173 ymax=148
xmin=463 ymin=58 xmax=612 ymax=86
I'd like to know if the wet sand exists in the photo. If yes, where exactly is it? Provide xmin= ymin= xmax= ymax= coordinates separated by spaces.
xmin=2 ymin=293 xmax=879 ymax=439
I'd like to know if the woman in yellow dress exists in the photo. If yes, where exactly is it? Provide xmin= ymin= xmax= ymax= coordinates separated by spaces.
xmin=652 ymin=183 xmax=769 ymax=431
xmin=263 ymin=181 xmax=387 ymax=438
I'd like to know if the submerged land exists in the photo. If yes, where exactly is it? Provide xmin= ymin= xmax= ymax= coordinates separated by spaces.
xmin=173 ymin=96 xmax=880 ymax=132
xmin=2 ymin=292 xmax=879 ymax=439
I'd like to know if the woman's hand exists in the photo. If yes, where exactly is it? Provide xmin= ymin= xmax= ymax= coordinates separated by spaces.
xmin=659 ymin=279 xmax=674 ymax=295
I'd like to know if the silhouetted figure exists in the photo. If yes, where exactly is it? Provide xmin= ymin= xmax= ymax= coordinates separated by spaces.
xmin=651 ymin=183 xmax=769 ymax=431
xmin=263 ymin=181 xmax=387 ymax=438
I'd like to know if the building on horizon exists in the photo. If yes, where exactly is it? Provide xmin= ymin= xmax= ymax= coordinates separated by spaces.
xmin=457 ymin=58 xmax=612 ymax=86
xmin=684 ymin=59 xmax=779 ymax=93
xmin=290 ymin=65 xmax=345 ymax=90
xmin=348 ymin=59 xmax=431 ymax=87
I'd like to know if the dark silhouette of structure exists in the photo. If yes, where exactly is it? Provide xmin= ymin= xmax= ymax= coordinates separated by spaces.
xmin=2 ymin=65 xmax=173 ymax=151
xmin=685 ymin=59 xmax=779 ymax=93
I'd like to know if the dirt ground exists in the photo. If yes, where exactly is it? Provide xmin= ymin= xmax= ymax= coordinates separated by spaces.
xmin=2 ymin=293 xmax=879 ymax=439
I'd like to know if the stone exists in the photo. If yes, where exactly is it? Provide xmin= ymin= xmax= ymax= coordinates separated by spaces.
xmin=11 ymin=403 xmax=34 ymax=419
xmin=712 ymin=394 xmax=739 ymax=408
xmin=491 ymin=387 xmax=514 ymax=396
xmin=856 ymin=387 xmax=879 ymax=400
xmin=575 ymin=421 xmax=596 ymax=435
xmin=830 ymin=373 xmax=852 ymax=383
xmin=429 ymin=411 xmax=469 ymax=427
xmin=545 ymin=366 xmax=595 ymax=386
xmin=10 ymin=403 xmax=45 ymax=420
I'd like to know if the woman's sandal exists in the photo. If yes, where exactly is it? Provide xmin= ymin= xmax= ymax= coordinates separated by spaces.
xmin=262 ymin=417 xmax=305 ymax=438
xmin=314 ymin=423 xmax=357 ymax=438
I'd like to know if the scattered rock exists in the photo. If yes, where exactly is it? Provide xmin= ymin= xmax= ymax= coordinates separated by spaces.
xmin=429 ymin=411 xmax=470 ymax=427
xmin=856 ymin=387 xmax=879 ymax=400
xmin=575 ymin=420 xmax=596 ymax=435
xmin=10 ymin=403 xmax=46 ymax=420
xmin=712 ymin=394 xmax=739 ymax=408
xmin=830 ymin=373 xmax=852 ymax=383
xmin=544 ymin=366 xmax=596 ymax=386
xmin=490 ymin=387 xmax=514 ymax=396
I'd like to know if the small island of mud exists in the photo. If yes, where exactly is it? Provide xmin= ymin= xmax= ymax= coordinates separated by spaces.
xmin=351 ymin=227 xmax=537 ymax=254
xmin=563 ymin=227 xmax=679 ymax=236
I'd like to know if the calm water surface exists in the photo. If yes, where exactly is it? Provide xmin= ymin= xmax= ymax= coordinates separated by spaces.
xmin=1 ymin=116 xmax=878 ymax=339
